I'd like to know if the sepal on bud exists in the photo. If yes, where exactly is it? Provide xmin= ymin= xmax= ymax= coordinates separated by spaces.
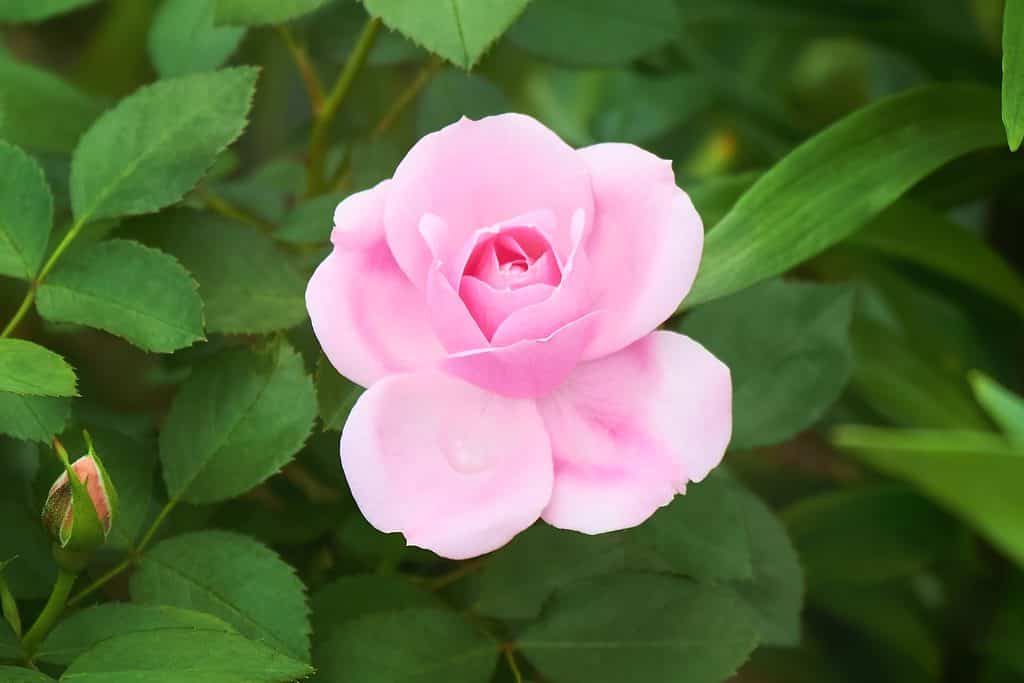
xmin=41 ymin=433 xmax=118 ymax=558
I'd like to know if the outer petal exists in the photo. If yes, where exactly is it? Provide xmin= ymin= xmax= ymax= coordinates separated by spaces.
xmin=340 ymin=370 xmax=553 ymax=559
xmin=385 ymin=114 xmax=594 ymax=286
xmin=538 ymin=331 xmax=731 ymax=534
xmin=577 ymin=144 xmax=704 ymax=360
xmin=306 ymin=183 xmax=445 ymax=388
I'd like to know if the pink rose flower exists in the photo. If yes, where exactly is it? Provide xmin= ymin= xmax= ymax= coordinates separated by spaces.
xmin=307 ymin=114 xmax=732 ymax=559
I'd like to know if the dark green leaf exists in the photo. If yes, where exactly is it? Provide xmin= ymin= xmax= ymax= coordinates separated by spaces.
xmin=315 ymin=354 xmax=362 ymax=431
xmin=0 ymin=0 xmax=97 ymax=22
xmin=678 ymin=279 xmax=855 ymax=449
xmin=0 ymin=667 xmax=55 ymax=682
xmin=0 ymin=441 xmax=55 ymax=598
xmin=987 ymin=575 xmax=1024 ymax=676
xmin=591 ymin=72 xmax=710 ymax=144
xmin=1003 ymin=0 xmax=1024 ymax=150
xmin=520 ymin=573 xmax=759 ymax=683
xmin=275 ymin=192 xmax=344 ymax=245
xmin=59 ymin=628 xmax=312 ymax=682
xmin=0 ymin=340 xmax=76 ymax=397
xmin=36 ymin=240 xmax=204 ymax=353
xmin=784 ymin=485 xmax=952 ymax=585
xmin=362 ymin=0 xmax=532 ymax=69
xmin=416 ymin=70 xmax=509 ymax=136
xmin=833 ymin=426 xmax=1024 ymax=568
xmin=70 ymin=67 xmax=258 ymax=223
xmin=509 ymin=0 xmax=681 ymax=67
xmin=0 ymin=142 xmax=52 ymax=280
xmin=0 ymin=393 xmax=70 ymax=443
xmin=215 ymin=0 xmax=331 ymax=25
xmin=131 ymin=530 xmax=311 ymax=661
xmin=149 ymin=0 xmax=246 ymax=78
xmin=212 ymin=159 xmax=304 ymax=223
xmin=316 ymin=608 xmax=497 ymax=683
xmin=159 ymin=343 xmax=316 ymax=503
xmin=131 ymin=210 xmax=307 ymax=334
xmin=687 ymin=84 xmax=1005 ymax=307
xmin=38 ymin=604 xmax=234 ymax=666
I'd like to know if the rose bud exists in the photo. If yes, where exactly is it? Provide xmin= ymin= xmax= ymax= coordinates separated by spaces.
xmin=42 ymin=433 xmax=118 ymax=555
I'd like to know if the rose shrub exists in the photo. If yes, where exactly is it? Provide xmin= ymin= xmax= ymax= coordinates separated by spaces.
xmin=308 ymin=113 xmax=731 ymax=559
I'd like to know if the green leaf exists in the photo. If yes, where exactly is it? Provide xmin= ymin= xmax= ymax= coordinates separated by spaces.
xmin=0 ymin=142 xmax=52 ymax=280
xmin=0 ymin=667 xmax=55 ymax=682
xmin=678 ymin=279 xmax=855 ymax=450
xmin=729 ymin=479 xmax=804 ymax=647
xmin=362 ymin=0 xmax=533 ymax=69
xmin=131 ymin=530 xmax=311 ymax=661
xmin=0 ymin=393 xmax=70 ymax=443
xmin=0 ymin=56 xmax=103 ymax=155
xmin=509 ymin=0 xmax=681 ymax=67
xmin=833 ymin=426 xmax=1024 ymax=568
xmin=1004 ymin=0 xmax=1024 ymax=150
xmin=316 ymin=608 xmax=497 ymax=683
xmin=315 ymin=354 xmax=362 ymax=431
xmin=275 ymin=192 xmax=344 ymax=245
xmin=0 ymin=442 xmax=55 ymax=598
xmin=130 ymin=210 xmax=307 ymax=334
xmin=850 ymin=201 xmax=1024 ymax=319
xmin=159 ymin=343 xmax=316 ymax=503
xmin=149 ymin=0 xmax=247 ymax=78
xmin=969 ymin=371 xmax=1024 ymax=445
xmin=0 ymin=340 xmax=76 ymax=397
xmin=215 ymin=0 xmax=331 ymax=26
xmin=520 ymin=574 xmax=759 ymax=683
xmin=0 ymin=620 xmax=19 ymax=660
xmin=0 ymin=0 xmax=97 ymax=22
xmin=38 ymin=604 xmax=234 ymax=666
xmin=416 ymin=70 xmax=509 ymax=136
xmin=987 ymin=575 xmax=1024 ymax=677
xmin=686 ymin=84 xmax=1005 ymax=307
xmin=36 ymin=239 xmax=204 ymax=353
xmin=783 ymin=485 xmax=953 ymax=586
xmin=212 ymin=159 xmax=304 ymax=223
xmin=59 ymin=628 xmax=312 ymax=683
xmin=591 ymin=71 xmax=710 ymax=145
xmin=70 ymin=67 xmax=258 ymax=224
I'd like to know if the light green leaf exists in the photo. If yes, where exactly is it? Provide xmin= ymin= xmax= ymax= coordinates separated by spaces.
xmin=783 ymin=485 xmax=953 ymax=586
xmin=275 ymin=192 xmax=344 ymax=245
xmin=149 ymin=0 xmax=247 ymax=78
xmin=969 ymin=372 xmax=1024 ymax=445
xmin=215 ymin=0 xmax=331 ymax=26
xmin=315 ymin=354 xmax=362 ymax=431
xmin=509 ymin=0 xmax=680 ymax=67
xmin=131 ymin=530 xmax=311 ymax=662
xmin=36 ymin=240 xmax=204 ymax=353
xmin=0 ymin=393 xmax=70 ymax=443
xmin=686 ymin=84 xmax=1005 ymax=307
xmin=729 ymin=479 xmax=804 ymax=647
xmin=850 ymin=201 xmax=1024 ymax=318
xmin=38 ymin=604 xmax=234 ymax=666
xmin=0 ymin=340 xmax=76 ymax=397
xmin=0 ymin=0 xmax=97 ymax=22
xmin=0 ymin=667 xmax=55 ymax=682
xmin=833 ymin=426 xmax=1024 ymax=568
xmin=0 ymin=56 xmax=103 ymax=155
xmin=520 ymin=574 xmax=759 ymax=683
xmin=59 ymin=628 xmax=312 ymax=683
xmin=0 ymin=142 xmax=52 ymax=280
xmin=362 ymin=0 xmax=533 ymax=69
xmin=130 ymin=210 xmax=307 ymax=334
xmin=1004 ymin=0 xmax=1024 ymax=150
xmin=416 ymin=70 xmax=509 ymax=136
xmin=70 ymin=67 xmax=258 ymax=224
xmin=316 ymin=608 xmax=497 ymax=683
xmin=678 ymin=279 xmax=855 ymax=450
xmin=159 ymin=343 xmax=316 ymax=503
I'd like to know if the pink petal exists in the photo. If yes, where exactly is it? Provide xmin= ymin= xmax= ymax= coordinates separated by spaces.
xmin=307 ymin=184 xmax=445 ymax=388
xmin=538 ymin=331 xmax=731 ymax=534
xmin=459 ymin=277 xmax=555 ymax=340
xmin=576 ymin=144 xmax=704 ymax=360
xmin=443 ymin=313 xmax=600 ymax=399
xmin=385 ymin=114 xmax=594 ymax=286
xmin=425 ymin=264 xmax=489 ymax=352
xmin=340 ymin=370 xmax=553 ymax=559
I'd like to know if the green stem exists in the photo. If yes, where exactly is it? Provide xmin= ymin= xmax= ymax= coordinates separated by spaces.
xmin=370 ymin=55 xmax=442 ymax=140
xmin=20 ymin=569 xmax=77 ymax=658
xmin=1 ymin=216 xmax=90 ymax=339
xmin=305 ymin=16 xmax=381 ymax=195
xmin=503 ymin=646 xmax=524 ymax=683
xmin=276 ymin=25 xmax=324 ymax=114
